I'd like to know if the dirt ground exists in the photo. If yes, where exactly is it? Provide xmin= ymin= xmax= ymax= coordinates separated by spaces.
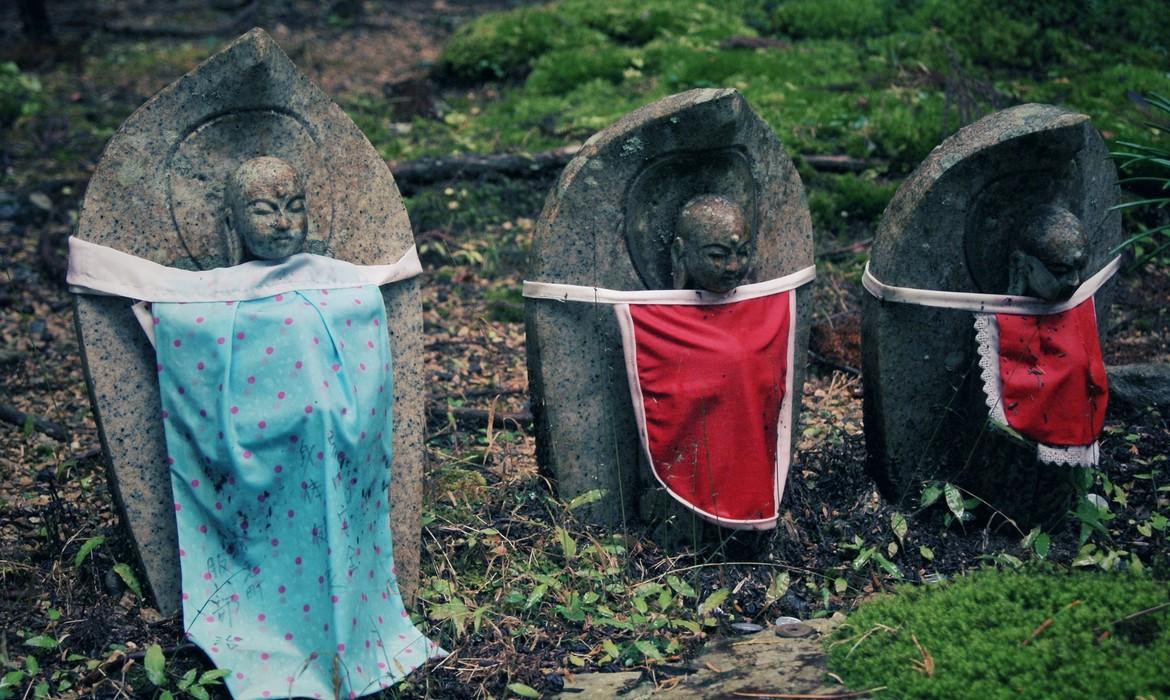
xmin=2 ymin=2 xmax=1169 ymax=699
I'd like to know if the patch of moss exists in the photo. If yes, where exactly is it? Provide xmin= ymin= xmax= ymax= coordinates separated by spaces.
xmin=808 ymin=173 xmax=899 ymax=237
xmin=562 ymin=0 xmax=754 ymax=47
xmin=1026 ymin=64 xmax=1170 ymax=142
xmin=85 ymin=39 xmax=218 ymax=92
xmin=484 ymin=286 xmax=524 ymax=323
xmin=526 ymin=46 xmax=642 ymax=96
xmin=437 ymin=6 xmax=607 ymax=82
xmin=770 ymin=0 xmax=895 ymax=40
xmin=394 ymin=0 xmax=1167 ymax=199
xmin=438 ymin=0 xmax=753 ymax=83
xmin=828 ymin=569 xmax=1170 ymax=699
xmin=404 ymin=178 xmax=548 ymax=236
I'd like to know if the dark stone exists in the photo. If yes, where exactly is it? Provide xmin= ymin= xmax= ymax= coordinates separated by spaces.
xmin=73 ymin=29 xmax=425 ymax=615
xmin=861 ymin=104 xmax=1120 ymax=528
xmin=1107 ymin=363 xmax=1170 ymax=418
xmin=525 ymin=88 xmax=813 ymax=526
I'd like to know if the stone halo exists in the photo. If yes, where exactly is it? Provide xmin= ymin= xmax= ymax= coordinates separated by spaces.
xmin=623 ymin=146 xmax=756 ymax=290
xmin=166 ymin=108 xmax=336 ymax=268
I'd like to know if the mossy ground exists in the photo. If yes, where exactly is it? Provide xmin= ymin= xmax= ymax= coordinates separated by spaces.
xmin=376 ymin=0 xmax=1170 ymax=246
xmin=828 ymin=569 xmax=1170 ymax=699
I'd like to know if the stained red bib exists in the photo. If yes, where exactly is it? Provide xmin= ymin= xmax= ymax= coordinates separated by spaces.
xmin=616 ymin=291 xmax=795 ymax=529
xmin=993 ymin=299 xmax=1108 ymax=446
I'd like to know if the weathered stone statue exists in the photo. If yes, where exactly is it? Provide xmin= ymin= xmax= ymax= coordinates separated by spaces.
xmin=69 ymin=29 xmax=440 ymax=697
xmin=1005 ymin=204 xmax=1089 ymax=300
xmin=524 ymin=89 xmax=814 ymax=533
xmin=861 ymin=104 xmax=1120 ymax=528
xmin=671 ymin=194 xmax=753 ymax=293
xmin=223 ymin=155 xmax=309 ymax=264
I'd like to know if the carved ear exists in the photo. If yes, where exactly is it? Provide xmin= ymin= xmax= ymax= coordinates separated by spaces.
xmin=1006 ymin=249 xmax=1027 ymax=295
xmin=222 ymin=210 xmax=243 ymax=266
xmin=670 ymin=237 xmax=687 ymax=290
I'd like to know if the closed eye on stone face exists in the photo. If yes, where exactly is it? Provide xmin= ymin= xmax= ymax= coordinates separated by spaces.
xmin=249 ymin=200 xmax=277 ymax=215
xmin=287 ymin=196 xmax=305 ymax=213
xmin=703 ymin=245 xmax=731 ymax=260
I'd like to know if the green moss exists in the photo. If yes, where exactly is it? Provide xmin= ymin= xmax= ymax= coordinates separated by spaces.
xmin=808 ymin=173 xmax=899 ymax=237
xmin=526 ymin=46 xmax=642 ymax=95
xmin=438 ymin=0 xmax=753 ymax=83
xmin=1027 ymin=64 xmax=1170 ymax=143
xmin=911 ymin=0 xmax=1043 ymax=68
xmin=561 ymin=0 xmax=754 ymax=46
xmin=404 ymin=179 xmax=548 ymax=236
xmin=485 ymin=286 xmax=525 ymax=323
xmin=828 ymin=569 xmax=1170 ymax=699
xmin=438 ymin=6 xmax=607 ymax=81
xmin=86 ymin=39 xmax=217 ymax=89
xmin=866 ymin=88 xmax=947 ymax=170
xmin=771 ymin=0 xmax=895 ymax=40
xmin=390 ymin=0 xmax=1167 ymax=231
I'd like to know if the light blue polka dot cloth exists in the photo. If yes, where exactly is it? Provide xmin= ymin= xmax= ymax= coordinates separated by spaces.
xmin=67 ymin=240 xmax=443 ymax=699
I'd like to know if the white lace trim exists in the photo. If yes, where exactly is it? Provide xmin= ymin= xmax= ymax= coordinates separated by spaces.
xmin=974 ymin=313 xmax=1007 ymax=425
xmin=973 ymin=313 xmax=1099 ymax=467
xmin=1037 ymin=442 xmax=1099 ymax=467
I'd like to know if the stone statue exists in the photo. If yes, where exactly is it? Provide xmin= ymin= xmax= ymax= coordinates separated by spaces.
xmin=1006 ymin=204 xmax=1089 ymax=301
xmin=222 ymin=155 xmax=308 ymax=264
xmin=524 ymin=89 xmax=814 ymax=532
xmin=69 ymin=29 xmax=440 ymax=698
xmin=670 ymin=194 xmax=754 ymax=293
xmin=861 ymin=104 xmax=1120 ymax=529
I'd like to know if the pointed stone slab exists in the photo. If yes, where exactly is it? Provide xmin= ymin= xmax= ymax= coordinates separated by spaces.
xmin=525 ymin=88 xmax=814 ymax=526
xmin=73 ymin=29 xmax=424 ymax=614
xmin=861 ymin=103 xmax=1120 ymax=526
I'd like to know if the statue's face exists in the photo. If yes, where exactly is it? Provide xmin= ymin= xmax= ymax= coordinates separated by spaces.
xmin=226 ymin=157 xmax=307 ymax=261
xmin=674 ymin=198 xmax=752 ymax=294
xmin=1014 ymin=208 xmax=1089 ymax=301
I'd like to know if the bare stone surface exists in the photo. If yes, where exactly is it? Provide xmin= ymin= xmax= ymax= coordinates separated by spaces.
xmin=556 ymin=615 xmax=847 ymax=699
xmin=73 ymin=28 xmax=424 ymax=615
xmin=525 ymin=88 xmax=814 ymax=527
xmin=861 ymin=103 xmax=1120 ymax=526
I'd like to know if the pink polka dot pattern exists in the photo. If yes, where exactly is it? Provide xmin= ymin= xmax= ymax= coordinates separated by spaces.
xmin=154 ymin=285 xmax=441 ymax=699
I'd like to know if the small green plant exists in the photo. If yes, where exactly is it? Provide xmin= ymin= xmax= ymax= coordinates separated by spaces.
xmin=829 ymin=569 xmax=1170 ymax=699
xmin=142 ymin=643 xmax=229 ymax=700
xmin=419 ymin=487 xmax=748 ymax=671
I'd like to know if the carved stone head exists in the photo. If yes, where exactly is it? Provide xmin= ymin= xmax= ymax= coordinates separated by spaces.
xmin=670 ymin=194 xmax=753 ymax=293
xmin=1007 ymin=204 xmax=1089 ymax=300
xmin=223 ymin=156 xmax=308 ymax=264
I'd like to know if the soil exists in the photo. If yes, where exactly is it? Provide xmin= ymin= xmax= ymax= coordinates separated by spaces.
xmin=1 ymin=3 xmax=1168 ymax=699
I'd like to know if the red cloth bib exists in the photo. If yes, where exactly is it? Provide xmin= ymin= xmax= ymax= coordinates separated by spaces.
xmin=995 ymin=299 xmax=1108 ymax=446
xmin=617 ymin=291 xmax=794 ymax=528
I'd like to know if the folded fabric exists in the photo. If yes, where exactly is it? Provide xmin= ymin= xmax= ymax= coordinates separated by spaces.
xmin=863 ymin=257 xmax=1118 ymax=466
xmin=69 ymin=238 xmax=443 ymax=699
xmin=525 ymin=267 xmax=814 ymax=529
